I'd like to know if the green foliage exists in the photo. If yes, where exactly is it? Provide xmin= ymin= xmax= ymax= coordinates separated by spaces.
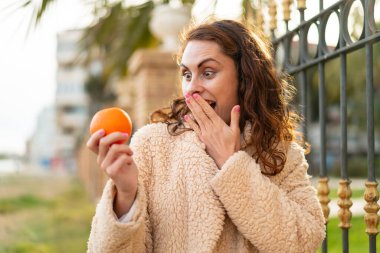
xmin=81 ymin=1 xmax=159 ymax=79
xmin=329 ymin=155 xmax=380 ymax=178
xmin=18 ymin=0 xmax=56 ymax=27
xmin=0 ymin=177 xmax=94 ymax=253
xmin=0 ymin=154 xmax=9 ymax=160
xmin=0 ymin=194 xmax=53 ymax=214
xmin=84 ymin=74 xmax=115 ymax=104
xmin=80 ymin=1 xmax=159 ymax=105
xmin=3 ymin=243 xmax=54 ymax=253
xmin=181 ymin=0 xmax=196 ymax=4
xmin=161 ymin=0 xmax=195 ymax=4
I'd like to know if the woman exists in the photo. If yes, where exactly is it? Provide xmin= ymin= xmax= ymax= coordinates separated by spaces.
xmin=86 ymin=19 xmax=325 ymax=252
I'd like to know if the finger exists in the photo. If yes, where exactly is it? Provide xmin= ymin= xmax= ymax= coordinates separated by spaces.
xmin=184 ymin=114 xmax=201 ymax=136
xmin=98 ymin=132 xmax=129 ymax=165
xmin=86 ymin=129 xmax=105 ymax=153
xmin=107 ymin=154 xmax=132 ymax=178
xmin=192 ymin=93 xmax=219 ymax=122
xmin=186 ymin=96 xmax=209 ymax=130
xmin=230 ymin=105 xmax=241 ymax=133
xmin=100 ymin=144 xmax=134 ymax=170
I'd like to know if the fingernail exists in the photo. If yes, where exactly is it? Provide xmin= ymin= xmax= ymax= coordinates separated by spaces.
xmin=122 ymin=133 xmax=129 ymax=137
xmin=98 ymin=129 xmax=105 ymax=135
xmin=193 ymin=94 xmax=200 ymax=99
xmin=185 ymin=93 xmax=191 ymax=99
xmin=234 ymin=105 xmax=240 ymax=112
xmin=184 ymin=115 xmax=189 ymax=122
xmin=186 ymin=98 xmax=190 ymax=104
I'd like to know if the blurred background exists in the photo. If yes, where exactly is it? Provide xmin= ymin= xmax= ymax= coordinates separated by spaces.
xmin=0 ymin=0 xmax=379 ymax=252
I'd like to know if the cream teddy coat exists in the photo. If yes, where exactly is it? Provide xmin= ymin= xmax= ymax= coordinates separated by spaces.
xmin=87 ymin=123 xmax=325 ymax=253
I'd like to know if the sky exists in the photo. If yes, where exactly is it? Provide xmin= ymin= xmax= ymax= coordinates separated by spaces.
xmin=0 ymin=0 xmax=377 ymax=155
xmin=0 ymin=0 xmax=94 ymax=155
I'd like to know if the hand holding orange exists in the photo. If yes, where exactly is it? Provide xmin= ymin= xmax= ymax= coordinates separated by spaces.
xmin=88 ymin=107 xmax=137 ymax=215
xmin=89 ymin=107 xmax=133 ymax=141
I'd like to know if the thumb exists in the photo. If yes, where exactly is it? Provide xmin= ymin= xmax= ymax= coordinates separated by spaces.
xmin=230 ymin=105 xmax=240 ymax=132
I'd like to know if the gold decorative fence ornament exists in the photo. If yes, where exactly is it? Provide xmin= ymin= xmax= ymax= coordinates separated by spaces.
xmin=297 ymin=0 xmax=306 ymax=10
xmin=255 ymin=0 xmax=264 ymax=32
xmin=318 ymin=177 xmax=330 ymax=222
xmin=337 ymin=179 xmax=352 ymax=228
xmin=269 ymin=0 xmax=277 ymax=32
xmin=364 ymin=181 xmax=380 ymax=235
xmin=282 ymin=0 xmax=293 ymax=22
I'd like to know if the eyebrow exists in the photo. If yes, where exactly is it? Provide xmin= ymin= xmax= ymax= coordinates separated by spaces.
xmin=180 ymin=58 xmax=221 ymax=69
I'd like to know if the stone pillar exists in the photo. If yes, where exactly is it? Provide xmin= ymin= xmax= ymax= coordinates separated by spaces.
xmin=116 ymin=49 xmax=180 ymax=130
xmin=75 ymin=49 xmax=180 ymax=200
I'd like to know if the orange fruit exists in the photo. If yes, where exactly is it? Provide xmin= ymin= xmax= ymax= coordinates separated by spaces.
xmin=89 ymin=107 xmax=133 ymax=141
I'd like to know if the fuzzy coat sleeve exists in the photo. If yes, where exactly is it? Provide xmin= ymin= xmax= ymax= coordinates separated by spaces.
xmin=87 ymin=126 xmax=153 ymax=253
xmin=210 ymin=143 xmax=326 ymax=253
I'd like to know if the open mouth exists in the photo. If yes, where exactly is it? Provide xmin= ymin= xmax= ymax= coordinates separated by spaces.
xmin=206 ymin=100 xmax=217 ymax=109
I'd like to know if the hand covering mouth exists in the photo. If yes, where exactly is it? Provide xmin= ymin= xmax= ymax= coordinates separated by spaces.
xmin=205 ymin=100 xmax=216 ymax=109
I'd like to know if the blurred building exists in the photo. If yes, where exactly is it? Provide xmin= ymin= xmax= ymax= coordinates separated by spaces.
xmin=27 ymin=106 xmax=58 ymax=170
xmin=55 ymin=29 xmax=89 ymax=172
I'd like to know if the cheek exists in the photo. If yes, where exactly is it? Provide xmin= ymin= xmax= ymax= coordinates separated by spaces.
xmin=216 ymin=79 xmax=238 ymax=102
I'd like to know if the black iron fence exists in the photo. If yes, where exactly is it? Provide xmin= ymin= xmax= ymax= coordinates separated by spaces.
xmin=252 ymin=0 xmax=380 ymax=252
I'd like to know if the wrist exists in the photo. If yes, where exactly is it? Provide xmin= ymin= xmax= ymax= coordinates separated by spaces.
xmin=216 ymin=152 xmax=234 ymax=169
xmin=113 ymin=187 xmax=137 ymax=218
xmin=117 ymin=188 xmax=137 ymax=200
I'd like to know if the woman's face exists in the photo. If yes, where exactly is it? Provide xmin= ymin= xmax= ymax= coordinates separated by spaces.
xmin=180 ymin=40 xmax=239 ymax=124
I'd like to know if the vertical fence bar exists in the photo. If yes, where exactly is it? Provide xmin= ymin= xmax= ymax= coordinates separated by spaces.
xmin=364 ymin=0 xmax=375 ymax=183
xmin=337 ymin=3 xmax=352 ymax=253
xmin=298 ymin=1 xmax=308 ymax=144
xmin=363 ymin=1 xmax=379 ymax=252
xmin=317 ymin=0 xmax=327 ymax=187
xmin=338 ymin=45 xmax=351 ymax=253
xmin=317 ymin=1 xmax=329 ymax=253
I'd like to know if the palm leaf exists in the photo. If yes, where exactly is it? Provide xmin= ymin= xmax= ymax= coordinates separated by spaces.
xmin=81 ymin=1 xmax=158 ymax=78
xmin=35 ymin=0 xmax=56 ymax=24
xmin=5 ymin=0 xmax=57 ymax=39
xmin=17 ymin=0 xmax=57 ymax=25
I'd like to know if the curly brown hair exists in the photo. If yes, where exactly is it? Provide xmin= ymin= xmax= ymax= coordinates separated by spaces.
xmin=150 ymin=19 xmax=303 ymax=175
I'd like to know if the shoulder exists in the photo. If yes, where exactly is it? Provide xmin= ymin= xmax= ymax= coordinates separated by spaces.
xmin=283 ymin=141 xmax=308 ymax=169
xmin=285 ymin=142 xmax=306 ymax=160
xmin=132 ymin=122 xmax=169 ymax=139
xmin=271 ymin=141 xmax=308 ymax=181
xmin=130 ymin=122 xmax=172 ymax=148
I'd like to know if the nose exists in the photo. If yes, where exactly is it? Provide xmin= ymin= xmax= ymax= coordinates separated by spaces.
xmin=186 ymin=76 xmax=204 ymax=96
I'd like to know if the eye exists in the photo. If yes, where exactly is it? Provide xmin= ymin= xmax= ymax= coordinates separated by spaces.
xmin=182 ymin=71 xmax=192 ymax=81
xmin=203 ymin=71 xmax=215 ymax=79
